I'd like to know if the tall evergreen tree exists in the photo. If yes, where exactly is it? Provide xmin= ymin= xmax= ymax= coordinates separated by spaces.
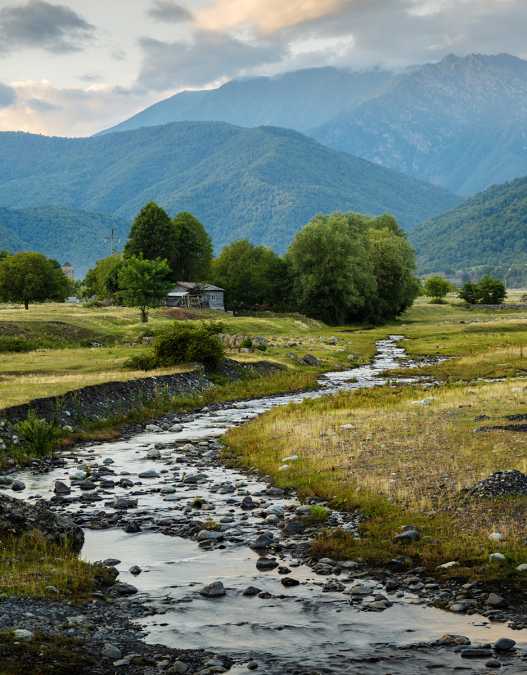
xmin=171 ymin=212 xmax=213 ymax=281
xmin=125 ymin=203 xmax=175 ymax=263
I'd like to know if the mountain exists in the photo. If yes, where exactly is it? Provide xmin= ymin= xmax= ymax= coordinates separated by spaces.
xmin=410 ymin=176 xmax=527 ymax=285
xmin=105 ymin=54 xmax=527 ymax=196
xmin=0 ymin=122 xmax=459 ymax=258
xmin=0 ymin=207 xmax=129 ymax=276
xmin=101 ymin=67 xmax=394 ymax=136
xmin=312 ymin=54 xmax=527 ymax=195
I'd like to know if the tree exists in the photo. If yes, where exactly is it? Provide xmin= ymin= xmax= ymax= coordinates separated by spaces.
xmin=124 ymin=203 xmax=175 ymax=264
xmin=366 ymin=227 xmax=420 ymax=322
xmin=459 ymin=281 xmax=480 ymax=305
xmin=0 ymin=252 xmax=71 ymax=309
xmin=83 ymin=254 xmax=124 ymax=300
xmin=287 ymin=213 xmax=377 ymax=325
xmin=118 ymin=256 xmax=172 ymax=322
xmin=423 ymin=275 xmax=451 ymax=303
xmin=171 ymin=212 xmax=213 ymax=281
xmin=477 ymin=275 xmax=506 ymax=305
xmin=212 ymin=240 xmax=290 ymax=310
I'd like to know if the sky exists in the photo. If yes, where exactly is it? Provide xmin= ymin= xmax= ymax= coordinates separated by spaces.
xmin=0 ymin=0 xmax=527 ymax=136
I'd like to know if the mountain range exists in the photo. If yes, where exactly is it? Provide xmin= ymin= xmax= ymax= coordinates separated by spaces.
xmin=105 ymin=54 xmax=527 ymax=197
xmin=0 ymin=122 xmax=458 ymax=261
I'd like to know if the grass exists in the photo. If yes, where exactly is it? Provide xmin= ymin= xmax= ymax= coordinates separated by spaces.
xmin=0 ymin=532 xmax=113 ymax=600
xmin=224 ymin=376 xmax=527 ymax=581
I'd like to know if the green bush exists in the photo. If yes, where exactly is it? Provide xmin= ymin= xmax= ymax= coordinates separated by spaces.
xmin=14 ymin=412 xmax=62 ymax=456
xmin=154 ymin=322 xmax=224 ymax=370
xmin=0 ymin=336 xmax=37 ymax=352
xmin=124 ymin=353 xmax=159 ymax=371
xmin=241 ymin=337 xmax=253 ymax=349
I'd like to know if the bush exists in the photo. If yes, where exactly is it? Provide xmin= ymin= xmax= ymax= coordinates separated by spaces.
xmin=459 ymin=282 xmax=480 ymax=305
xmin=154 ymin=322 xmax=224 ymax=370
xmin=423 ymin=276 xmax=451 ymax=303
xmin=241 ymin=337 xmax=253 ymax=349
xmin=14 ymin=412 xmax=62 ymax=456
xmin=0 ymin=336 xmax=37 ymax=352
xmin=459 ymin=276 xmax=507 ymax=305
xmin=124 ymin=353 xmax=159 ymax=371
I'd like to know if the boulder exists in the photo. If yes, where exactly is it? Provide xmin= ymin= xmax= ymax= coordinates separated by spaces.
xmin=0 ymin=493 xmax=84 ymax=552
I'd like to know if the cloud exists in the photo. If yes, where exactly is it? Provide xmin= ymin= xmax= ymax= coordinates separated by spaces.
xmin=0 ymin=83 xmax=16 ymax=108
xmin=196 ymin=0 xmax=345 ymax=34
xmin=0 ymin=0 xmax=95 ymax=54
xmin=138 ymin=30 xmax=286 ymax=90
xmin=148 ymin=1 xmax=193 ymax=23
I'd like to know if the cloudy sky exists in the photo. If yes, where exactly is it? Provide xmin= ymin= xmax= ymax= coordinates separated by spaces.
xmin=0 ymin=0 xmax=526 ymax=136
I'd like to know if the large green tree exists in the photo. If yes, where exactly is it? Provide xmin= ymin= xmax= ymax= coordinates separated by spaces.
xmin=124 ymin=203 xmax=175 ymax=264
xmin=171 ymin=212 xmax=213 ymax=281
xmin=212 ymin=240 xmax=290 ymax=310
xmin=0 ymin=252 xmax=71 ymax=309
xmin=83 ymin=254 xmax=124 ymax=300
xmin=287 ymin=213 xmax=377 ymax=324
xmin=118 ymin=256 xmax=172 ymax=322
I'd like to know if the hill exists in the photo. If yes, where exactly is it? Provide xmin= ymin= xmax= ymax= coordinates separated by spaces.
xmin=411 ymin=176 xmax=527 ymax=285
xmin=0 ymin=207 xmax=129 ymax=276
xmin=0 ymin=122 xmax=458 ymax=256
xmin=100 ymin=67 xmax=394 ymax=136
xmin=312 ymin=54 xmax=527 ymax=195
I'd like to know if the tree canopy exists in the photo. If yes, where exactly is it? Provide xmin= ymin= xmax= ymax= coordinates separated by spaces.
xmin=0 ymin=252 xmax=71 ymax=309
xmin=171 ymin=212 xmax=213 ymax=281
xmin=424 ymin=275 xmax=451 ymax=303
xmin=118 ymin=256 xmax=172 ymax=322
xmin=83 ymin=254 xmax=124 ymax=300
xmin=124 ymin=203 xmax=175 ymax=264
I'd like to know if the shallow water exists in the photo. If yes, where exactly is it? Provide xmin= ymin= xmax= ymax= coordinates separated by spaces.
xmin=6 ymin=337 xmax=527 ymax=673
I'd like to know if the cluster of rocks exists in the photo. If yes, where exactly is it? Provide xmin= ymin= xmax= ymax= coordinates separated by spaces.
xmin=464 ymin=470 xmax=527 ymax=498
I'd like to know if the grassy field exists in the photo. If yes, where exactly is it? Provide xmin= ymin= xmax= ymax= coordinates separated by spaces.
xmin=225 ymin=292 xmax=527 ymax=580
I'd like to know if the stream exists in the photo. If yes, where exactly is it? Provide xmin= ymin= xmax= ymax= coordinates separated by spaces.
xmin=5 ymin=337 xmax=527 ymax=673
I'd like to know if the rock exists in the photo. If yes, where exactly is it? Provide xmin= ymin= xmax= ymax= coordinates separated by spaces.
xmin=243 ymin=586 xmax=262 ymax=597
xmin=78 ymin=480 xmax=97 ymax=491
xmin=489 ymin=532 xmax=504 ymax=542
xmin=146 ymin=448 xmax=162 ymax=460
xmin=11 ymin=480 xmax=25 ymax=492
xmin=240 ymin=496 xmax=256 ymax=510
xmin=283 ymin=519 xmax=305 ymax=535
xmin=101 ymin=644 xmax=122 ymax=660
xmin=467 ymin=470 xmax=527 ymax=498
xmin=145 ymin=424 xmax=162 ymax=432
xmin=250 ymin=532 xmax=274 ymax=550
xmin=129 ymin=565 xmax=142 ymax=576
xmin=138 ymin=469 xmax=159 ymax=479
xmin=124 ymin=521 xmax=141 ymax=534
xmin=394 ymin=525 xmax=421 ymax=544
xmin=489 ymin=552 xmax=506 ymax=563
xmin=256 ymin=557 xmax=278 ymax=571
xmin=302 ymin=354 xmax=321 ymax=366
xmin=516 ymin=563 xmax=527 ymax=572
xmin=13 ymin=629 xmax=33 ymax=641
xmin=54 ymin=480 xmax=71 ymax=495
xmin=281 ymin=577 xmax=300 ymax=587
xmin=111 ymin=582 xmax=138 ymax=596
xmin=103 ymin=558 xmax=121 ymax=567
xmin=247 ymin=662 xmax=258 ymax=671
xmin=461 ymin=648 xmax=493 ymax=659
xmin=167 ymin=662 xmax=189 ymax=674
xmin=437 ymin=635 xmax=471 ymax=646
xmin=113 ymin=496 xmax=138 ymax=510
xmin=437 ymin=561 xmax=459 ymax=569
xmin=485 ymin=660 xmax=501 ymax=669
xmin=200 ymin=581 xmax=226 ymax=598
xmin=487 ymin=593 xmax=506 ymax=608
xmin=0 ymin=493 xmax=84 ymax=552
xmin=494 ymin=637 xmax=516 ymax=652
xmin=70 ymin=470 xmax=87 ymax=481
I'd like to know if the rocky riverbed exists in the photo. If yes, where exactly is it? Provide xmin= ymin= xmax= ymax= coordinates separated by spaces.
xmin=2 ymin=337 xmax=527 ymax=674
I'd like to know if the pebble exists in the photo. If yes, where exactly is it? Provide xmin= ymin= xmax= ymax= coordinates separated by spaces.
xmin=200 ymin=581 xmax=226 ymax=598
xmin=494 ymin=637 xmax=516 ymax=652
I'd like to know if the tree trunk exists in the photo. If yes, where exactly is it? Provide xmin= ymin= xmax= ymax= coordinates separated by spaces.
xmin=24 ymin=300 xmax=29 ymax=310
xmin=140 ymin=307 xmax=148 ymax=323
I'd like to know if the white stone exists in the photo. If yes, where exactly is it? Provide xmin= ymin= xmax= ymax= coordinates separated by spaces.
xmin=13 ymin=629 xmax=33 ymax=641
xmin=489 ymin=532 xmax=504 ymax=542
xmin=516 ymin=564 xmax=527 ymax=572
xmin=437 ymin=561 xmax=459 ymax=569
xmin=489 ymin=552 xmax=506 ymax=563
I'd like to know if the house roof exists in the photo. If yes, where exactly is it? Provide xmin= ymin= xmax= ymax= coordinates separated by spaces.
xmin=172 ymin=282 xmax=224 ymax=292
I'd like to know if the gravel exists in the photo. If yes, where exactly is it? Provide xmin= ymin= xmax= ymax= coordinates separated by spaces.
xmin=465 ymin=470 xmax=527 ymax=498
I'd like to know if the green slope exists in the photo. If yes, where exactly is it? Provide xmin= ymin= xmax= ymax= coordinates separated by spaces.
xmin=411 ymin=176 xmax=527 ymax=282
xmin=0 ymin=122 xmax=459 ymax=255
xmin=0 ymin=207 xmax=129 ymax=276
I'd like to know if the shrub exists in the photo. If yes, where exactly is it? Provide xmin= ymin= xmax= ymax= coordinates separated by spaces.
xmin=459 ymin=282 xmax=480 ymax=305
xmin=477 ymin=276 xmax=506 ymax=305
xmin=423 ymin=276 xmax=451 ymax=303
xmin=124 ymin=353 xmax=159 ymax=371
xmin=154 ymin=322 xmax=224 ymax=370
xmin=241 ymin=337 xmax=253 ymax=349
xmin=14 ymin=412 xmax=62 ymax=456
xmin=0 ymin=336 xmax=37 ymax=352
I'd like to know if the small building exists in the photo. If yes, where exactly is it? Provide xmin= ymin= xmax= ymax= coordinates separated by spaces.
xmin=166 ymin=282 xmax=225 ymax=311
xmin=62 ymin=262 xmax=74 ymax=281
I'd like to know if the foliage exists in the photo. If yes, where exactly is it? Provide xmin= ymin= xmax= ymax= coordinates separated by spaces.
xmin=124 ymin=203 xmax=175 ymax=264
xmin=0 ymin=335 xmax=37 ymax=352
xmin=14 ymin=412 xmax=62 ymax=457
xmin=0 ymin=252 xmax=71 ymax=309
xmin=0 ymin=123 xmax=458 ymax=255
xmin=460 ymin=276 xmax=507 ymax=305
xmin=118 ymin=255 xmax=172 ymax=322
xmin=212 ymin=240 xmax=291 ymax=310
xmin=171 ymin=212 xmax=213 ymax=281
xmin=153 ymin=321 xmax=224 ymax=370
xmin=83 ymin=254 xmax=124 ymax=300
xmin=423 ymin=275 xmax=450 ymax=303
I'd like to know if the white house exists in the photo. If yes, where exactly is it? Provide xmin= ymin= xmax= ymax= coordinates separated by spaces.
xmin=166 ymin=282 xmax=225 ymax=311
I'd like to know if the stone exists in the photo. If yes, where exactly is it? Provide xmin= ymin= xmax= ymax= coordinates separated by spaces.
xmin=103 ymin=558 xmax=121 ymax=567
xmin=240 ymin=496 xmax=256 ymax=510
xmin=516 ymin=563 xmax=527 ymax=572
xmin=302 ymin=354 xmax=321 ymax=366
xmin=242 ymin=586 xmax=262 ymax=597
xmin=145 ymin=424 xmax=162 ymax=432
xmin=138 ymin=469 xmax=159 ymax=479
xmin=200 ymin=581 xmax=226 ymax=598
xmin=437 ymin=635 xmax=471 ymax=646
xmin=250 ymin=532 xmax=274 ymax=550
xmin=146 ymin=449 xmax=162 ymax=460
xmin=494 ymin=637 xmax=516 ymax=652
xmin=281 ymin=577 xmax=300 ymax=588
xmin=487 ymin=593 xmax=506 ymax=607
xmin=111 ymin=582 xmax=138 ymax=596
xmin=461 ymin=648 xmax=493 ymax=659
xmin=70 ymin=470 xmax=87 ymax=481
xmin=54 ymin=481 xmax=71 ymax=495
xmin=394 ymin=526 xmax=421 ymax=544
xmin=129 ymin=565 xmax=142 ymax=576
xmin=256 ymin=557 xmax=278 ymax=571
xmin=489 ymin=552 xmax=506 ymax=563
xmin=102 ymin=644 xmax=122 ymax=660
xmin=489 ymin=532 xmax=504 ymax=542
xmin=437 ymin=561 xmax=459 ymax=570
xmin=13 ymin=629 xmax=33 ymax=641
xmin=11 ymin=480 xmax=25 ymax=492
xmin=113 ymin=496 xmax=138 ymax=510
xmin=167 ymin=662 xmax=189 ymax=674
